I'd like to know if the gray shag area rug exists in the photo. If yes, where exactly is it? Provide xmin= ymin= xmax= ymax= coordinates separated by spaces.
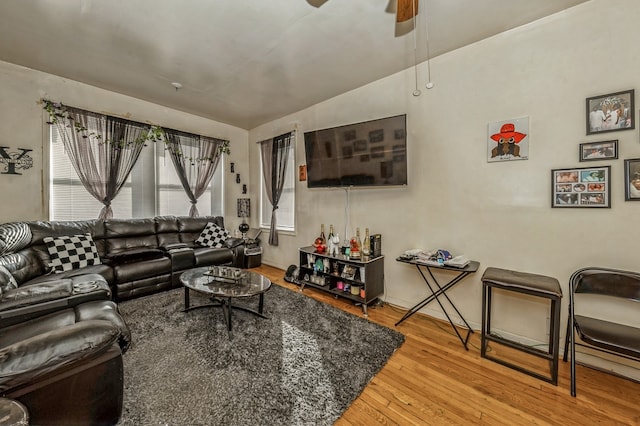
xmin=116 ymin=284 xmax=404 ymax=425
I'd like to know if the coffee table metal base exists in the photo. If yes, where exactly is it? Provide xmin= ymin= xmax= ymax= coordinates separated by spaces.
xmin=183 ymin=287 xmax=268 ymax=336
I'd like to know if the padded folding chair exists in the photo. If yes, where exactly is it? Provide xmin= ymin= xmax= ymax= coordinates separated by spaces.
xmin=563 ymin=267 xmax=640 ymax=396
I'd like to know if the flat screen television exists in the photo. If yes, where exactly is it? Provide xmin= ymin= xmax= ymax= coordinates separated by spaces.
xmin=303 ymin=114 xmax=407 ymax=188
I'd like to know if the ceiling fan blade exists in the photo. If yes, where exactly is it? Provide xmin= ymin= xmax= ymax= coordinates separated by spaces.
xmin=396 ymin=0 xmax=418 ymax=23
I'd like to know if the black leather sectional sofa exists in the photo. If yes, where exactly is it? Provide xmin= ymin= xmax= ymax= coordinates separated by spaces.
xmin=0 ymin=215 xmax=244 ymax=425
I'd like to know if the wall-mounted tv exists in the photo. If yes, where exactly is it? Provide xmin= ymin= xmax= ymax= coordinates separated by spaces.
xmin=303 ymin=114 xmax=407 ymax=188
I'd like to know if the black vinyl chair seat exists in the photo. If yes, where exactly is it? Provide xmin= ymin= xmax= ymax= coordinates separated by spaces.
xmin=481 ymin=267 xmax=562 ymax=298
xmin=574 ymin=314 xmax=640 ymax=359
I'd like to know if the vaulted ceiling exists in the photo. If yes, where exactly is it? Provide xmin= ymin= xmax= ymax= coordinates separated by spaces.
xmin=0 ymin=0 xmax=590 ymax=129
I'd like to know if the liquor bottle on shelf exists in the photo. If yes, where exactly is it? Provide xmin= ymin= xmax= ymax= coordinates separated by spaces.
xmin=314 ymin=224 xmax=327 ymax=254
xmin=362 ymin=228 xmax=371 ymax=257
xmin=350 ymin=228 xmax=362 ymax=259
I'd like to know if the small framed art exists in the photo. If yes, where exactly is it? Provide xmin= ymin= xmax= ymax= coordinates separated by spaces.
xmin=624 ymin=159 xmax=640 ymax=201
xmin=487 ymin=117 xmax=529 ymax=162
xmin=551 ymin=166 xmax=610 ymax=208
xmin=579 ymin=140 xmax=618 ymax=161
xmin=586 ymin=89 xmax=634 ymax=135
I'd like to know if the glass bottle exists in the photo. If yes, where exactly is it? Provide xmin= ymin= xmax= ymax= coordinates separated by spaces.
xmin=319 ymin=224 xmax=326 ymax=245
xmin=362 ymin=228 xmax=371 ymax=257
xmin=350 ymin=228 xmax=362 ymax=259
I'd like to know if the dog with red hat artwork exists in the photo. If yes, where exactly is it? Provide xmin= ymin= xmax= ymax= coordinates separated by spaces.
xmin=487 ymin=117 xmax=529 ymax=162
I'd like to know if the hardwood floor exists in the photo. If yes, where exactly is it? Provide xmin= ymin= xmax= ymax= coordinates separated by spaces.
xmin=256 ymin=264 xmax=640 ymax=425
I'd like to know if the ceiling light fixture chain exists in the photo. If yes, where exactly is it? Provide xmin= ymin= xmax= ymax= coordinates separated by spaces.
xmin=411 ymin=0 xmax=421 ymax=97
xmin=424 ymin=0 xmax=433 ymax=89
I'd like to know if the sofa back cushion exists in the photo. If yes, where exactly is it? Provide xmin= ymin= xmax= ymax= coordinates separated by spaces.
xmin=104 ymin=218 xmax=158 ymax=254
xmin=178 ymin=216 xmax=224 ymax=246
xmin=0 ymin=219 xmax=105 ymax=284
xmin=155 ymin=216 xmax=181 ymax=248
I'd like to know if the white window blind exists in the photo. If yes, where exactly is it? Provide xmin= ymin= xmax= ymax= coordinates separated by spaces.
xmin=50 ymin=127 xmax=224 ymax=220
xmin=260 ymin=139 xmax=295 ymax=232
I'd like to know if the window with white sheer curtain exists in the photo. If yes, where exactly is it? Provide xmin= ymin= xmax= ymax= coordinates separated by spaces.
xmin=50 ymin=126 xmax=224 ymax=220
xmin=259 ymin=139 xmax=295 ymax=232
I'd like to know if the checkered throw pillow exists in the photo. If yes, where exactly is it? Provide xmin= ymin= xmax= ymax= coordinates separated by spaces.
xmin=195 ymin=222 xmax=230 ymax=249
xmin=44 ymin=233 xmax=101 ymax=273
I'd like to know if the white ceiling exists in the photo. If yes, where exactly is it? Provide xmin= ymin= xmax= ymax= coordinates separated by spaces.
xmin=0 ymin=0 xmax=590 ymax=130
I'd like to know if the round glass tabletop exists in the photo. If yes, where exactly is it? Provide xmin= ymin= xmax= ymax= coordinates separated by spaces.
xmin=180 ymin=266 xmax=271 ymax=298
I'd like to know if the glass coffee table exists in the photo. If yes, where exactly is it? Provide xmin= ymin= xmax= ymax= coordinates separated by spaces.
xmin=180 ymin=266 xmax=271 ymax=335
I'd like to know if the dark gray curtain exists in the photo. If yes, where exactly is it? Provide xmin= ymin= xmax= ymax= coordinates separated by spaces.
xmin=52 ymin=106 xmax=150 ymax=219
xmin=260 ymin=132 xmax=293 ymax=246
xmin=163 ymin=129 xmax=225 ymax=217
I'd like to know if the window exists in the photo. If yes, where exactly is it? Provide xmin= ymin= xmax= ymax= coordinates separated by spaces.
xmin=259 ymin=138 xmax=295 ymax=232
xmin=50 ymin=126 xmax=224 ymax=220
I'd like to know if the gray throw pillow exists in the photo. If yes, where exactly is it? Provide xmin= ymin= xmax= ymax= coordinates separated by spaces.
xmin=0 ymin=264 xmax=18 ymax=293
xmin=0 ymin=222 xmax=32 ymax=256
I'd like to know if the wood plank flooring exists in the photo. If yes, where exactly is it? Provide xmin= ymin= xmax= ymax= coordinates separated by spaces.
xmin=255 ymin=264 xmax=640 ymax=425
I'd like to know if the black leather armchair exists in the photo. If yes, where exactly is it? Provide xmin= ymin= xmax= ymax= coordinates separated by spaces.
xmin=0 ymin=300 xmax=131 ymax=425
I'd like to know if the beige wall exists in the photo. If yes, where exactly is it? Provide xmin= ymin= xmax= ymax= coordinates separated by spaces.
xmin=0 ymin=62 xmax=249 ymax=229
xmin=249 ymin=0 xmax=640 ymax=377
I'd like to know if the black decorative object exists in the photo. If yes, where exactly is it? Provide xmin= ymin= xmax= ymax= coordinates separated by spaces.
xmin=230 ymin=162 xmax=235 ymax=173
xmin=236 ymin=173 xmax=241 ymax=184
xmin=0 ymin=147 xmax=33 ymax=175
xmin=237 ymin=198 xmax=251 ymax=238
xmin=242 ymin=184 xmax=247 ymax=194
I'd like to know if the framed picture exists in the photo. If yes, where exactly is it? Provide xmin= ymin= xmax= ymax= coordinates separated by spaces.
xmin=343 ymin=130 xmax=356 ymax=141
xmin=353 ymin=139 xmax=367 ymax=152
xmin=586 ymin=89 xmax=635 ymax=135
xmin=551 ymin=166 xmax=611 ymax=208
xmin=487 ymin=117 xmax=529 ymax=162
xmin=624 ymin=159 xmax=640 ymax=201
xmin=370 ymin=146 xmax=385 ymax=158
xmin=369 ymin=129 xmax=384 ymax=143
xmin=579 ymin=140 xmax=618 ymax=161
xmin=342 ymin=145 xmax=353 ymax=159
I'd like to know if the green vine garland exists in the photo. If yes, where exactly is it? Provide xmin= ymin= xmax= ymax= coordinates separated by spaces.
xmin=42 ymin=99 xmax=230 ymax=162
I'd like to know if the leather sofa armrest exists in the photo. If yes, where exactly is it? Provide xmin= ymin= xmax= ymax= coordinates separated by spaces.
xmin=0 ymin=319 xmax=120 ymax=392
xmin=160 ymin=243 xmax=189 ymax=252
xmin=224 ymin=237 xmax=245 ymax=249
xmin=103 ymin=248 xmax=166 ymax=265
xmin=224 ymin=239 xmax=246 ymax=268
xmin=0 ymin=281 xmax=73 ymax=312
xmin=0 ymin=278 xmax=112 ymax=328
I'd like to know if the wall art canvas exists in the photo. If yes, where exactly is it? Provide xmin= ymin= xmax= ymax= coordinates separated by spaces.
xmin=487 ymin=117 xmax=529 ymax=162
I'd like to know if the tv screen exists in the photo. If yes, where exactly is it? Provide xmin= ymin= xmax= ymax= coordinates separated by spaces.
xmin=304 ymin=114 xmax=407 ymax=188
